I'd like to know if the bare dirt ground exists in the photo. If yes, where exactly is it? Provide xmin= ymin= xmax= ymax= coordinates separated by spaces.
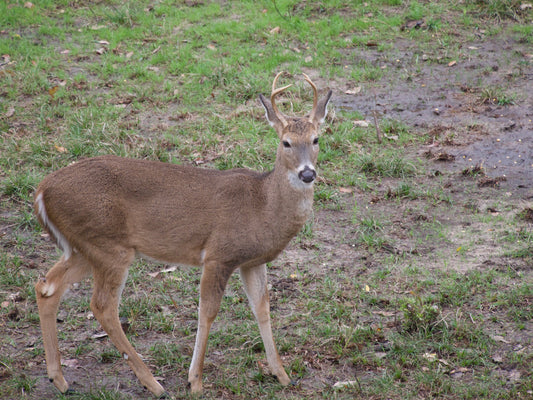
xmin=2 ymin=22 xmax=532 ymax=400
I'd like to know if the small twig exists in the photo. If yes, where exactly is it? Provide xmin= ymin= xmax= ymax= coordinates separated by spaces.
xmin=353 ymin=370 xmax=363 ymax=393
xmin=372 ymin=109 xmax=382 ymax=144
xmin=371 ymin=89 xmax=382 ymax=144
xmin=271 ymin=0 xmax=290 ymax=21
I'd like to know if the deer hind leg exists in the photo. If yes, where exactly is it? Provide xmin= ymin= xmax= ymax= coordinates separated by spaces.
xmin=240 ymin=264 xmax=291 ymax=386
xmin=35 ymin=252 xmax=91 ymax=393
xmin=89 ymin=249 xmax=165 ymax=397
xmin=188 ymin=262 xmax=232 ymax=394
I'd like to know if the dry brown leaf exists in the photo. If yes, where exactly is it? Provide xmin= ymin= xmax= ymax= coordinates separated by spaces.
xmin=333 ymin=380 xmax=359 ymax=389
xmin=372 ymin=310 xmax=395 ymax=317
xmin=54 ymin=145 xmax=67 ymax=153
xmin=339 ymin=187 xmax=353 ymax=194
xmin=24 ymin=2 xmax=34 ymax=8
xmin=353 ymin=120 xmax=369 ymax=127
xmin=448 ymin=60 xmax=457 ymax=67
xmin=4 ymin=106 xmax=15 ymax=118
xmin=269 ymin=26 xmax=280 ymax=34
xmin=48 ymin=85 xmax=59 ymax=98
xmin=61 ymin=359 xmax=79 ymax=368
xmin=345 ymin=86 xmax=361 ymax=95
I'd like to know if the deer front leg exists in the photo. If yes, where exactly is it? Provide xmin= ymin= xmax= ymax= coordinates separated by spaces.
xmin=188 ymin=262 xmax=231 ymax=394
xmin=240 ymin=264 xmax=291 ymax=386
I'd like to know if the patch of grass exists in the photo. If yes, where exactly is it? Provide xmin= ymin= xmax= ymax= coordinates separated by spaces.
xmin=479 ymin=86 xmax=517 ymax=106
xmin=353 ymin=151 xmax=417 ymax=178
xmin=150 ymin=342 xmax=188 ymax=373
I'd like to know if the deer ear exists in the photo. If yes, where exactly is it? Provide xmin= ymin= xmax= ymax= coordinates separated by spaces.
xmin=259 ymin=94 xmax=284 ymax=136
xmin=312 ymin=90 xmax=332 ymax=125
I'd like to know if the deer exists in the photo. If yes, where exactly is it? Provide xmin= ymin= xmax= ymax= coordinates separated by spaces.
xmin=33 ymin=72 xmax=332 ymax=397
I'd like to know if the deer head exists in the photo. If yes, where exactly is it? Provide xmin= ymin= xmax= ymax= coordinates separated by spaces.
xmin=259 ymin=72 xmax=332 ymax=188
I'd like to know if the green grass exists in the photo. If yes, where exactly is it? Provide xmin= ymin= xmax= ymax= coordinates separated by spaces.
xmin=1 ymin=0 xmax=532 ymax=399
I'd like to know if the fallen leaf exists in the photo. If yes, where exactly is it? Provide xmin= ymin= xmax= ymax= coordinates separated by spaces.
xmin=423 ymin=352 xmax=437 ymax=361
xmin=48 ymin=85 xmax=59 ymax=98
xmin=160 ymin=266 xmax=177 ymax=274
xmin=60 ymin=49 xmax=70 ymax=54
xmin=304 ymin=55 xmax=313 ymax=63
xmin=54 ymin=145 xmax=67 ymax=153
xmin=4 ymin=106 xmax=15 ymax=118
xmin=1 ymin=301 xmax=9 ymax=308
xmin=207 ymin=43 xmax=216 ymax=51
xmin=448 ymin=60 xmax=457 ymax=67
xmin=269 ymin=26 xmax=280 ymax=34
xmin=339 ymin=187 xmax=353 ymax=194
xmin=490 ymin=334 xmax=510 ymax=343
xmin=95 ymin=47 xmax=106 ymax=55
xmin=61 ymin=359 xmax=79 ymax=368
xmin=97 ymin=40 xmax=110 ymax=45
xmin=372 ymin=310 xmax=395 ymax=317
xmin=126 ymin=51 xmax=134 ymax=59
xmin=353 ymin=120 xmax=369 ymax=127
xmin=492 ymin=354 xmax=503 ymax=363
xmin=24 ymin=2 xmax=34 ymax=8
xmin=345 ymin=86 xmax=361 ymax=95
xmin=384 ymin=133 xmax=398 ymax=141
xmin=364 ymin=284 xmax=370 ymax=292
xmin=333 ymin=380 xmax=359 ymax=389
xmin=92 ymin=332 xmax=108 ymax=339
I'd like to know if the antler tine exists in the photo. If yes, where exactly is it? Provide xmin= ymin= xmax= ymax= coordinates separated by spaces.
xmin=302 ymin=73 xmax=318 ymax=123
xmin=271 ymin=71 xmax=291 ymax=128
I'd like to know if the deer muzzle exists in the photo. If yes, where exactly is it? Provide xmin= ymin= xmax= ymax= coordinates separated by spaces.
xmin=298 ymin=166 xmax=317 ymax=183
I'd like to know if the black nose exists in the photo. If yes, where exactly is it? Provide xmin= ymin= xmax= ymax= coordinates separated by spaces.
xmin=298 ymin=167 xmax=316 ymax=183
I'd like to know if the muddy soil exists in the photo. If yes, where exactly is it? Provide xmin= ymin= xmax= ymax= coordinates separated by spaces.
xmin=336 ymin=35 xmax=533 ymax=195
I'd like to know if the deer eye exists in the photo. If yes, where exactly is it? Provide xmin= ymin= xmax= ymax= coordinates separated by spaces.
xmin=282 ymin=140 xmax=291 ymax=148
xmin=313 ymin=137 xmax=319 ymax=145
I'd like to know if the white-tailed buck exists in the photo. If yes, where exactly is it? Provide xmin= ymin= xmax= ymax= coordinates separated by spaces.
xmin=34 ymin=72 xmax=332 ymax=397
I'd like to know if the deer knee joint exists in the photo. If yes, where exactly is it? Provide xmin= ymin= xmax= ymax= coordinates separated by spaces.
xmin=36 ymin=278 xmax=56 ymax=298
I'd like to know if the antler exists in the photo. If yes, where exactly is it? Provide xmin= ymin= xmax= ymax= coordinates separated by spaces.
xmin=302 ymin=73 xmax=318 ymax=123
xmin=271 ymin=71 xmax=292 ymax=128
